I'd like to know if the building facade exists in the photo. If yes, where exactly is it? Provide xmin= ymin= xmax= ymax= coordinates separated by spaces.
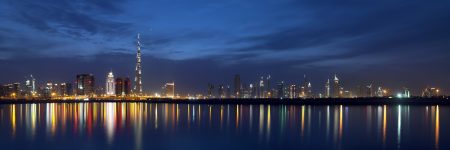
xmin=106 ymin=71 xmax=115 ymax=96
xmin=76 ymin=74 xmax=95 ymax=97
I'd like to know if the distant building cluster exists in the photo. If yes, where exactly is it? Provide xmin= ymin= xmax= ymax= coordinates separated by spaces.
xmin=200 ymin=74 xmax=443 ymax=100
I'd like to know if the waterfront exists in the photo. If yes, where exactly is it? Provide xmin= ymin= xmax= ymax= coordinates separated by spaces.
xmin=0 ymin=103 xmax=448 ymax=150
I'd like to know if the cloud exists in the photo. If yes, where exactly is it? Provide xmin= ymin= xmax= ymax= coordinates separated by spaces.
xmin=4 ymin=0 xmax=131 ymax=39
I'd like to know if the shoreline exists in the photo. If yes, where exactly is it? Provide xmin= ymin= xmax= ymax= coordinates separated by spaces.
xmin=0 ymin=97 xmax=449 ymax=105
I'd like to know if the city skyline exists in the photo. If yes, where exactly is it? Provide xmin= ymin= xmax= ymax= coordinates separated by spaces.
xmin=0 ymin=69 xmax=444 ymax=98
xmin=0 ymin=0 xmax=450 ymax=95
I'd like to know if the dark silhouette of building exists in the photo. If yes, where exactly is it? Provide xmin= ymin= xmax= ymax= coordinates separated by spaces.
xmin=218 ymin=84 xmax=225 ymax=98
xmin=276 ymin=81 xmax=284 ymax=98
xmin=115 ymin=77 xmax=131 ymax=97
xmin=76 ymin=74 xmax=95 ymax=97
xmin=207 ymin=83 xmax=214 ymax=98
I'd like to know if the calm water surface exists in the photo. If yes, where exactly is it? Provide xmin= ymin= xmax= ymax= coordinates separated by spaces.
xmin=0 ymin=103 xmax=448 ymax=150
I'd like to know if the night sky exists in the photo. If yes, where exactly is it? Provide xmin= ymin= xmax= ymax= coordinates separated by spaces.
xmin=0 ymin=0 xmax=449 ymax=95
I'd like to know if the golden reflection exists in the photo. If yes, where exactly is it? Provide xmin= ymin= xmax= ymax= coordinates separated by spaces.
xmin=220 ymin=105 xmax=223 ymax=130
xmin=187 ymin=104 xmax=190 ymax=126
xmin=435 ymin=105 xmax=439 ymax=150
xmin=236 ymin=105 xmax=239 ymax=129
xmin=301 ymin=105 xmax=305 ymax=137
xmin=209 ymin=106 xmax=212 ymax=127
xmin=10 ymin=105 xmax=16 ymax=137
xmin=30 ymin=104 xmax=37 ymax=138
xmin=259 ymin=105 xmax=264 ymax=141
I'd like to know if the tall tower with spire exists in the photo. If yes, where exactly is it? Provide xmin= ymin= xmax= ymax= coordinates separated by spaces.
xmin=134 ymin=33 xmax=143 ymax=96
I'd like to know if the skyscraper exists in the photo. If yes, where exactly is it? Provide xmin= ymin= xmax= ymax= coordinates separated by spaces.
xmin=25 ymin=75 xmax=36 ymax=97
xmin=59 ymin=83 xmax=72 ymax=96
xmin=164 ymin=82 xmax=175 ymax=98
xmin=276 ymin=81 xmax=284 ymax=98
xmin=218 ymin=84 xmax=225 ymax=98
xmin=266 ymin=75 xmax=271 ymax=98
xmin=134 ymin=33 xmax=143 ymax=96
xmin=234 ymin=74 xmax=241 ymax=98
xmin=123 ymin=78 xmax=132 ymax=96
xmin=115 ymin=77 xmax=131 ymax=97
xmin=207 ymin=83 xmax=214 ymax=98
xmin=259 ymin=76 xmax=265 ymax=98
xmin=289 ymin=84 xmax=297 ymax=99
xmin=106 ymin=71 xmax=115 ymax=96
xmin=307 ymin=82 xmax=312 ymax=98
xmin=333 ymin=74 xmax=340 ymax=98
xmin=76 ymin=74 xmax=95 ymax=97
xmin=226 ymin=85 xmax=231 ymax=98
xmin=115 ymin=78 xmax=124 ymax=97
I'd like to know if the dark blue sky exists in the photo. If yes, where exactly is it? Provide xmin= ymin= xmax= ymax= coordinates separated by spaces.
xmin=1 ymin=0 xmax=450 ymax=95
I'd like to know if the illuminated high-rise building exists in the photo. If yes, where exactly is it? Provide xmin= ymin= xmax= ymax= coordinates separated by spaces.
xmin=376 ymin=86 xmax=384 ymax=97
xmin=1 ymin=83 xmax=20 ymax=98
xmin=366 ymin=84 xmax=373 ymax=97
xmin=422 ymin=87 xmax=440 ymax=98
xmin=134 ymin=33 xmax=143 ymax=96
xmin=106 ymin=71 xmax=115 ymax=96
xmin=289 ymin=84 xmax=297 ymax=98
xmin=258 ymin=76 xmax=265 ymax=98
xmin=302 ymin=75 xmax=308 ymax=97
xmin=333 ymin=74 xmax=340 ymax=98
xmin=164 ymin=82 xmax=175 ymax=98
xmin=249 ymin=84 xmax=257 ymax=98
xmin=300 ymin=74 xmax=313 ymax=98
xmin=76 ymin=74 xmax=95 ymax=97
xmin=306 ymin=82 xmax=312 ymax=98
xmin=266 ymin=75 xmax=271 ymax=98
xmin=25 ymin=75 xmax=36 ymax=97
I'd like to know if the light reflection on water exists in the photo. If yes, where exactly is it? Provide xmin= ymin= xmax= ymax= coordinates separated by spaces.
xmin=0 ymin=103 xmax=447 ymax=150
